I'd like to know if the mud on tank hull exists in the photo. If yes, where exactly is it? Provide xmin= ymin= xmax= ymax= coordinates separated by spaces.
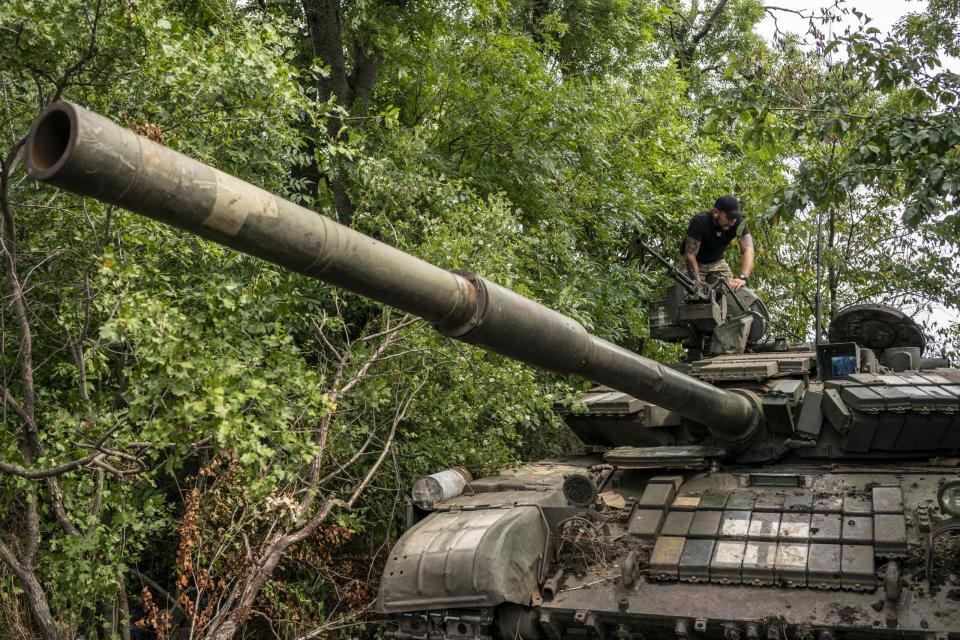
xmin=378 ymin=459 xmax=960 ymax=640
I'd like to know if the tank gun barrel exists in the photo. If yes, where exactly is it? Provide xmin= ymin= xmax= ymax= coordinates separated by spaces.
xmin=24 ymin=101 xmax=759 ymax=448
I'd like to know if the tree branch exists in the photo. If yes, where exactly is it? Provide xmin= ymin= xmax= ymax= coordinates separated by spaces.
xmin=299 ymin=316 xmax=408 ymax=519
xmin=0 ymin=138 xmax=36 ymax=431
xmin=0 ymin=538 xmax=62 ymax=640
xmin=691 ymin=0 xmax=729 ymax=44
xmin=0 ymin=453 xmax=105 ymax=479
xmin=132 ymin=568 xmax=190 ymax=623
xmin=201 ymin=379 xmax=419 ymax=640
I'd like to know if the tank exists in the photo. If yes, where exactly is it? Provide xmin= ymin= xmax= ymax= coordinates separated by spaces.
xmin=25 ymin=101 xmax=960 ymax=640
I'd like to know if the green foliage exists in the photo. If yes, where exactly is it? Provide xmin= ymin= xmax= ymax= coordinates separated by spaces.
xmin=709 ymin=6 xmax=960 ymax=225
xmin=1 ymin=0 xmax=958 ymax=638
xmin=512 ymin=0 xmax=662 ymax=76
xmin=702 ymin=7 xmax=960 ymax=355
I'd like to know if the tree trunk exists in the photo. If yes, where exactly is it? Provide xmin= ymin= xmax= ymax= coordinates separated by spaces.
xmin=1 ymin=142 xmax=62 ymax=640
xmin=202 ymin=501 xmax=337 ymax=640
xmin=827 ymin=207 xmax=837 ymax=320
xmin=0 ymin=546 xmax=62 ymax=640
xmin=301 ymin=0 xmax=357 ymax=224
xmin=22 ymin=572 xmax=61 ymax=640
xmin=300 ymin=0 xmax=384 ymax=225
xmin=200 ymin=537 xmax=296 ymax=640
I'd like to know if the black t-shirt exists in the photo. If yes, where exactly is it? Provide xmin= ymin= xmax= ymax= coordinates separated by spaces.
xmin=680 ymin=211 xmax=750 ymax=263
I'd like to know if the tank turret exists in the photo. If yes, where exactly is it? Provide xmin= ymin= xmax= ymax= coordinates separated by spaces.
xmin=25 ymin=102 xmax=960 ymax=640
xmin=638 ymin=239 xmax=769 ymax=358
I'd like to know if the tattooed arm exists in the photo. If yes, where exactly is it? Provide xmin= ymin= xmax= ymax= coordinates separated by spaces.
xmin=738 ymin=233 xmax=754 ymax=277
xmin=683 ymin=236 xmax=701 ymax=287
xmin=729 ymin=233 xmax=754 ymax=291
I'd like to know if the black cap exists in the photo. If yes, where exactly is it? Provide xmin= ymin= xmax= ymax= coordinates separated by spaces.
xmin=714 ymin=195 xmax=741 ymax=219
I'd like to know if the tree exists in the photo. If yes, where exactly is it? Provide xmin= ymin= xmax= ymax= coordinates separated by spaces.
xmin=0 ymin=1 xmax=317 ymax=636
xmin=703 ymin=4 xmax=960 ymax=354
xmin=7 ymin=1 xmax=956 ymax=638
xmin=717 ymin=3 xmax=960 ymax=227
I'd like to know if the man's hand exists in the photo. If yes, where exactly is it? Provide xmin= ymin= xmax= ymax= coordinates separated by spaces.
xmin=728 ymin=277 xmax=747 ymax=292
xmin=687 ymin=280 xmax=709 ymax=302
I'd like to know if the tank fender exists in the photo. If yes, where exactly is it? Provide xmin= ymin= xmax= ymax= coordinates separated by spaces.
xmin=376 ymin=505 xmax=549 ymax=614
